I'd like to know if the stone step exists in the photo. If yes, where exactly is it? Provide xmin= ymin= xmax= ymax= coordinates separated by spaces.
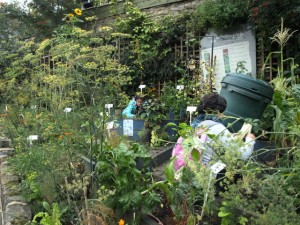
xmin=0 ymin=148 xmax=15 ymax=156
xmin=0 ymin=137 xmax=11 ymax=148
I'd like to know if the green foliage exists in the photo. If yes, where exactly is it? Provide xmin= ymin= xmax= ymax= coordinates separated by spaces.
xmin=96 ymin=142 xmax=160 ymax=219
xmin=260 ymin=19 xmax=300 ymax=147
xmin=249 ymin=0 xmax=300 ymax=57
xmin=220 ymin=174 xmax=300 ymax=225
xmin=191 ymin=0 xmax=250 ymax=34
xmin=160 ymin=82 xmax=183 ymax=116
xmin=27 ymin=0 xmax=81 ymax=40
xmin=113 ymin=2 xmax=181 ymax=86
xmin=139 ymin=98 xmax=167 ymax=127
xmin=31 ymin=202 xmax=67 ymax=225
xmin=0 ymin=11 xmax=133 ymax=223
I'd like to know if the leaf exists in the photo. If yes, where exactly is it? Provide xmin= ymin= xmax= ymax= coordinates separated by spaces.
xmin=295 ymin=111 xmax=300 ymax=124
xmin=207 ymin=133 xmax=216 ymax=139
xmin=218 ymin=209 xmax=230 ymax=217
xmin=164 ymin=158 xmax=175 ymax=184
xmin=167 ymin=122 xmax=177 ymax=127
xmin=191 ymin=148 xmax=201 ymax=161
xmin=238 ymin=216 xmax=248 ymax=225
xmin=42 ymin=201 xmax=51 ymax=214
xmin=273 ymin=91 xmax=283 ymax=109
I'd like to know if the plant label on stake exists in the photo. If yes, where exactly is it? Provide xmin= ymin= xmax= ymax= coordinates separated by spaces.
xmin=176 ymin=85 xmax=184 ymax=90
xmin=27 ymin=135 xmax=39 ymax=146
xmin=105 ymin=104 xmax=113 ymax=116
xmin=64 ymin=107 xmax=72 ymax=119
xmin=31 ymin=105 xmax=37 ymax=110
xmin=186 ymin=106 xmax=197 ymax=125
xmin=139 ymin=85 xmax=146 ymax=94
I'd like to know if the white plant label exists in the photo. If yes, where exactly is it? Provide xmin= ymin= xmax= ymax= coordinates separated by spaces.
xmin=176 ymin=85 xmax=184 ymax=90
xmin=210 ymin=161 xmax=226 ymax=176
xmin=105 ymin=104 xmax=113 ymax=108
xmin=28 ymin=135 xmax=39 ymax=141
xmin=64 ymin=107 xmax=72 ymax=113
xmin=186 ymin=106 xmax=197 ymax=112
xmin=187 ymin=106 xmax=197 ymax=125
xmin=105 ymin=104 xmax=113 ymax=115
xmin=139 ymin=84 xmax=146 ymax=93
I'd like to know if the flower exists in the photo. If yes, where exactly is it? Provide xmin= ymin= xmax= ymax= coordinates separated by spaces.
xmin=118 ymin=219 xmax=125 ymax=225
xmin=74 ymin=8 xmax=82 ymax=16
xmin=270 ymin=17 xmax=298 ymax=47
xmin=98 ymin=26 xmax=113 ymax=32
xmin=65 ymin=13 xmax=74 ymax=22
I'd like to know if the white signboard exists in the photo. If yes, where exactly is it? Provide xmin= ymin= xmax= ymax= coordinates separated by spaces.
xmin=200 ymin=29 xmax=256 ymax=92
xmin=123 ymin=119 xmax=133 ymax=136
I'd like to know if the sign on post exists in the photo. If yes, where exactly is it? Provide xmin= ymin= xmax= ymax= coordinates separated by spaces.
xmin=27 ymin=135 xmax=39 ymax=146
xmin=64 ymin=107 xmax=72 ymax=119
xmin=186 ymin=106 xmax=197 ymax=125
xmin=105 ymin=104 xmax=113 ymax=115
xmin=139 ymin=85 xmax=146 ymax=93
xmin=176 ymin=85 xmax=184 ymax=90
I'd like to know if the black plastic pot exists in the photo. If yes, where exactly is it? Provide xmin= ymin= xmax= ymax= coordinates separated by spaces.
xmin=140 ymin=214 xmax=164 ymax=225
xmin=253 ymin=141 xmax=277 ymax=162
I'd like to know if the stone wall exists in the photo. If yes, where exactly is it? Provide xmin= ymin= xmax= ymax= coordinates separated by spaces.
xmin=144 ymin=0 xmax=200 ymax=18
xmin=84 ymin=0 xmax=202 ymax=27
xmin=0 ymin=137 xmax=31 ymax=225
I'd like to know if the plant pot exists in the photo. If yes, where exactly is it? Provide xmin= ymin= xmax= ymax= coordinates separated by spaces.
xmin=253 ymin=141 xmax=277 ymax=162
xmin=140 ymin=214 xmax=164 ymax=225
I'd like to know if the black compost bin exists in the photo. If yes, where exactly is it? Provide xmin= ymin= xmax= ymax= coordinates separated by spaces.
xmin=220 ymin=73 xmax=274 ymax=131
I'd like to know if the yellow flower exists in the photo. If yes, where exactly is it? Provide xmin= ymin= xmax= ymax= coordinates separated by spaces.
xmin=74 ymin=8 xmax=82 ymax=16
xmin=65 ymin=13 xmax=74 ymax=22
xmin=118 ymin=219 xmax=125 ymax=225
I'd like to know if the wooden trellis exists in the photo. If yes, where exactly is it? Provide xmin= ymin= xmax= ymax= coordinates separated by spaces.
xmin=173 ymin=36 xmax=202 ymax=63
xmin=256 ymin=39 xmax=279 ymax=81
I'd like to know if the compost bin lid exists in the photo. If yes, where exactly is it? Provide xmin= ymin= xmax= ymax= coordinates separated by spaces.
xmin=221 ymin=73 xmax=274 ymax=99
